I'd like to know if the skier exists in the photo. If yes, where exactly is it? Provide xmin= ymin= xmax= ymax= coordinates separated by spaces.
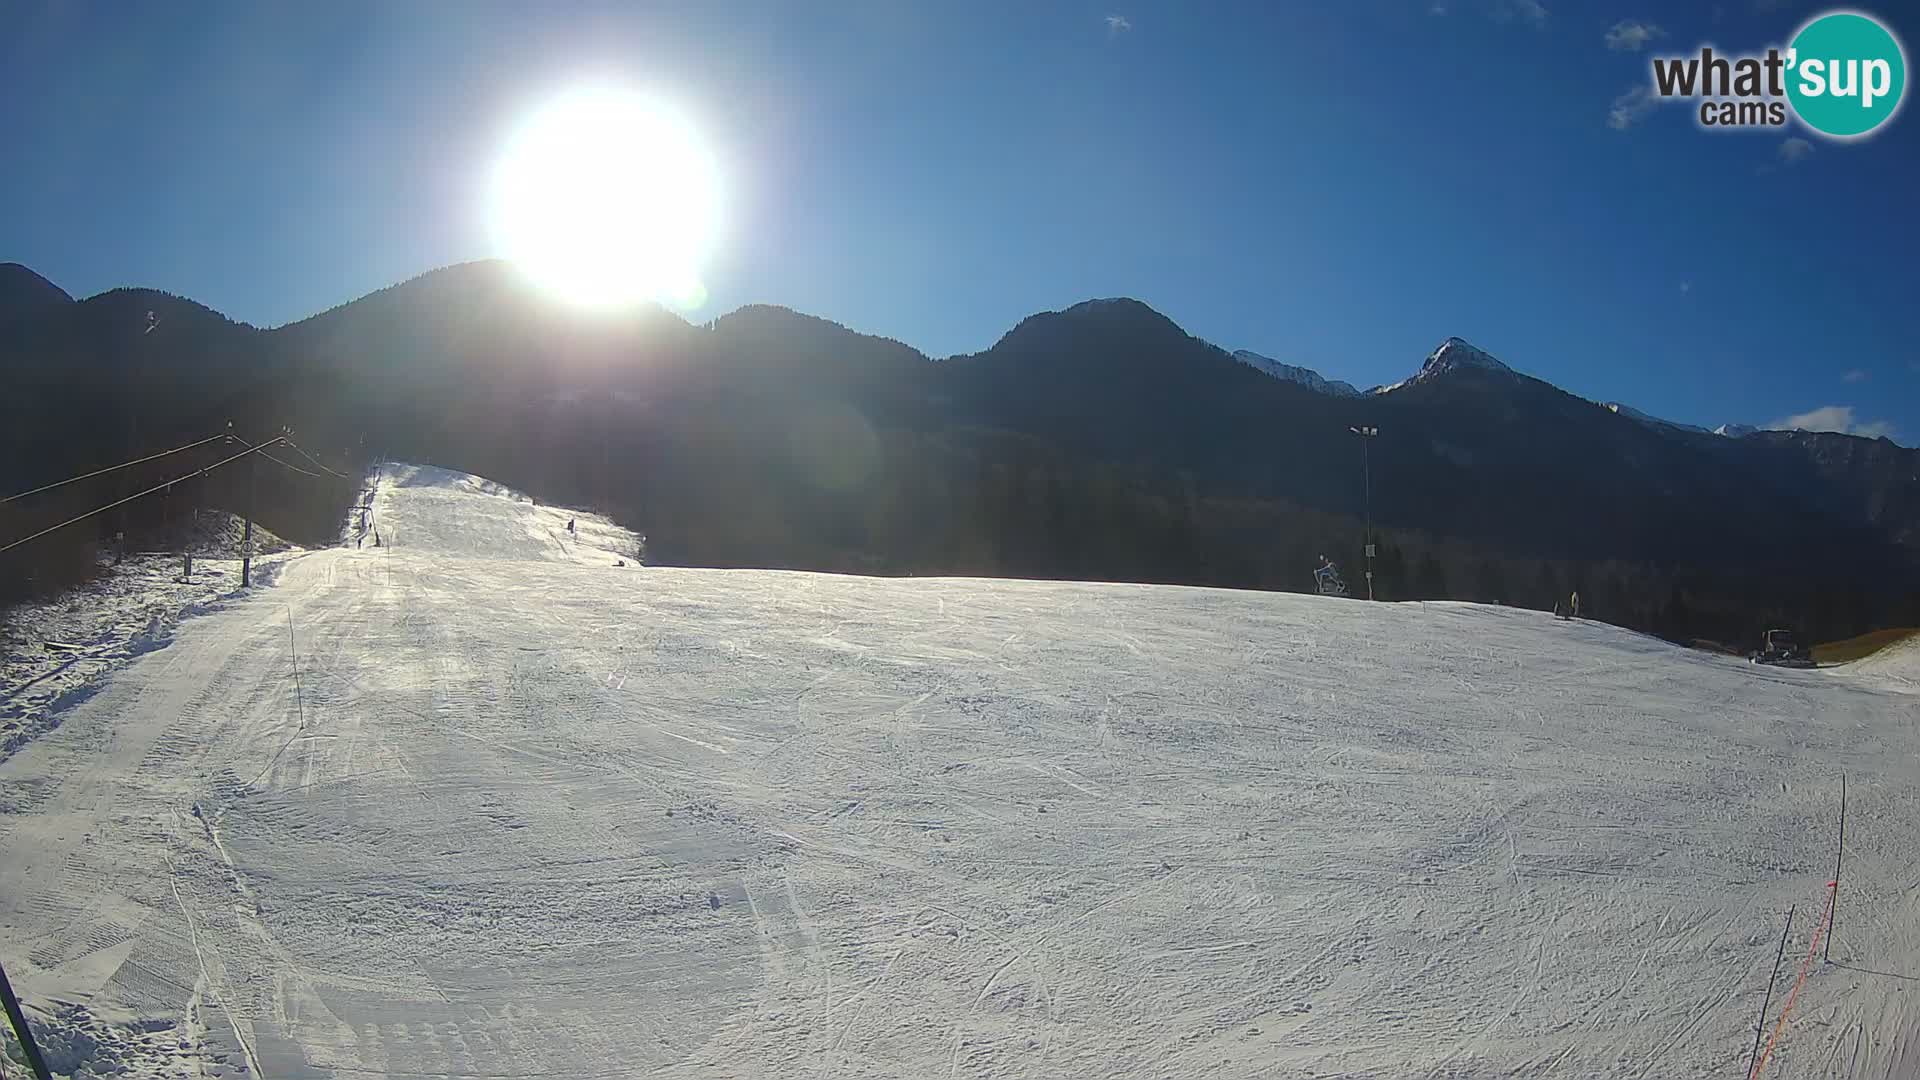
xmin=1569 ymin=590 xmax=1581 ymax=618
xmin=567 ymin=518 xmax=576 ymax=535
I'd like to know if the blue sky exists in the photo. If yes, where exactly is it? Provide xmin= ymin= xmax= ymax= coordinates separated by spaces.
xmin=2 ymin=0 xmax=1915 ymax=441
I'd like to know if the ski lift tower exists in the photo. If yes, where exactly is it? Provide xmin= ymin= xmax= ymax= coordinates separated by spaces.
xmin=1349 ymin=425 xmax=1378 ymax=600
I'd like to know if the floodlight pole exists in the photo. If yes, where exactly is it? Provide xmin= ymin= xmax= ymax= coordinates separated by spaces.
xmin=1349 ymin=425 xmax=1378 ymax=600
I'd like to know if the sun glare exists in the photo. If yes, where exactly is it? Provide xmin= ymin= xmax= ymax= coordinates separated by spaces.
xmin=488 ymin=87 xmax=720 ymax=311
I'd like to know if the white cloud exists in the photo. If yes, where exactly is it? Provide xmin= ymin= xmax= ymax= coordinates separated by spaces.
xmin=1842 ymin=368 xmax=1868 ymax=383
xmin=1770 ymin=405 xmax=1897 ymax=440
xmin=1489 ymin=0 xmax=1548 ymax=26
xmin=1608 ymin=85 xmax=1657 ymax=130
xmin=1777 ymin=137 xmax=1814 ymax=164
xmin=1775 ymin=405 xmax=1850 ymax=431
xmin=1605 ymin=20 xmax=1665 ymax=50
xmin=1105 ymin=13 xmax=1131 ymax=33
xmin=1430 ymin=1 xmax=1448 ymax=13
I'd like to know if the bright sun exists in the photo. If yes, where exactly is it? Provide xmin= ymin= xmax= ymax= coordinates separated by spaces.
xmin=488 ymin=87 xmax=720 ymax=311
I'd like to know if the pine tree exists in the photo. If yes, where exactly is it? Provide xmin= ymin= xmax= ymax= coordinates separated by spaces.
xmin=1375 ymin=539 xmax=1408 ymax=601
xmin=1658 ymin=582 xmax=1692 ymax=641
xmin=1476 ymin=561 xmax=1508 ymax=605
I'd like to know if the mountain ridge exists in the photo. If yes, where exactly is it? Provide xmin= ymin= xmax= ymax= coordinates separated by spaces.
xmin=0 ymin=262 xmax=75 ymax=325
xmin=0 ymin=260 xmax=1872 ymax=446
xmin=1229 ymin=350 xmax=1362 ymax=398
xmin=4 ymin=261 xmax=1916 ymax=648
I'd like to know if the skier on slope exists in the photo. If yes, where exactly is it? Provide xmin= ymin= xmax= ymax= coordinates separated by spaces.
xmin=567 ymin=518 xmax=576 ymax=535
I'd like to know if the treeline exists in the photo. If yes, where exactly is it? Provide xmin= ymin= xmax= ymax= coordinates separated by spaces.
xmin=452 ymin=414 xmax=1914 ymax=649
xmin=0 ymin=435 xmax=360 ymax=611
xmin=1 ymin=283 xmax=360 ymax=612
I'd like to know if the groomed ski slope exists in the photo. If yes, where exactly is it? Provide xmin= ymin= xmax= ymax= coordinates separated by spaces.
xmin=3 ymin=464 xmax=1918 ymax=1079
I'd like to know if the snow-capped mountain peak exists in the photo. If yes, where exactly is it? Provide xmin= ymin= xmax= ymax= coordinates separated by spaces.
xmin=1714 ymin=423 xmax=1757 ymax=438
xmin=1229 ymin=350 xmax=1361 ymax=398
xmin=1369 ymin=336 xmax=1518 ymax=394
xmin=1605 ymin=402 xmax=1711 ymax=435
xmin=1419 ymin=337 xmax=1512 ymax=378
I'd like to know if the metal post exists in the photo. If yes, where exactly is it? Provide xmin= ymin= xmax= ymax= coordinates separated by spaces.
xmin=1349 ymin=425 xmax=1379 ymax=600
xmin=1362 ymin=435 xmax=1373 ymax=601
xmin=0 ymin=958 xmax=54 ymax=1080
xmin=1747 ymin=905 xmax=1794 ymax=1080
xmin=241 ymin=446 xmax=255 ymax=588
xmin=1828 ymin=773 xmax=1846 ymax=962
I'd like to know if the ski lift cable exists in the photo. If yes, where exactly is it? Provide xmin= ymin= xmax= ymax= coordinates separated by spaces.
xmin=223 ymin=434 xmax=328 ymax=479
xmin=0 ymin=439 xmax=285 ymax=555
xmin=256 ymin=448 xmax=324 ymax=479
xmin=1 ymin=432 xmax=229 ymax=504
xmin=279 ymin=438 xmax=349 ymax=479
xmin=223 ymin=434 xmax=327 ymax=478
xmin=221 ymin=431 xmax=325 ymax=480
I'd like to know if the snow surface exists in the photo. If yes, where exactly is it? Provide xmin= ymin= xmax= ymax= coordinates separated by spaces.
xmin=1837 ymin=632 xmax=1920 ymax=692
xmin=1229 ymin=351 xmax=1362 ymax=398
xmin=4 ymin=465 xmax=1919 ymax=1078
xmin=2 ymin=533 xmax=298 ymax=763
xmin=360 ymin=463 xmax=639 ymax=566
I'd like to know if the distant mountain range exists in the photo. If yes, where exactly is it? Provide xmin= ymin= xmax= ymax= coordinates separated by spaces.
xmin=1230 ymin=349 xmax=1362 ymax=398
xmin=4 ymin=259 xmax=1916 ymax=640
xmin=1235 ymin=333 xmax=1762 ymax=441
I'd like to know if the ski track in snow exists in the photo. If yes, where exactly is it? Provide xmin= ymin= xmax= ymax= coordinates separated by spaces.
xmin=2 ymin=550 xmax=300 ymax=763
xmin=3 ymin=463 xmax=1919 ymax=1078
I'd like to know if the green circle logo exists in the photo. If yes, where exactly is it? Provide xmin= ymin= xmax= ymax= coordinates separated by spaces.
xmin=1787 ymin=11 xmax=1907 ymax=138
